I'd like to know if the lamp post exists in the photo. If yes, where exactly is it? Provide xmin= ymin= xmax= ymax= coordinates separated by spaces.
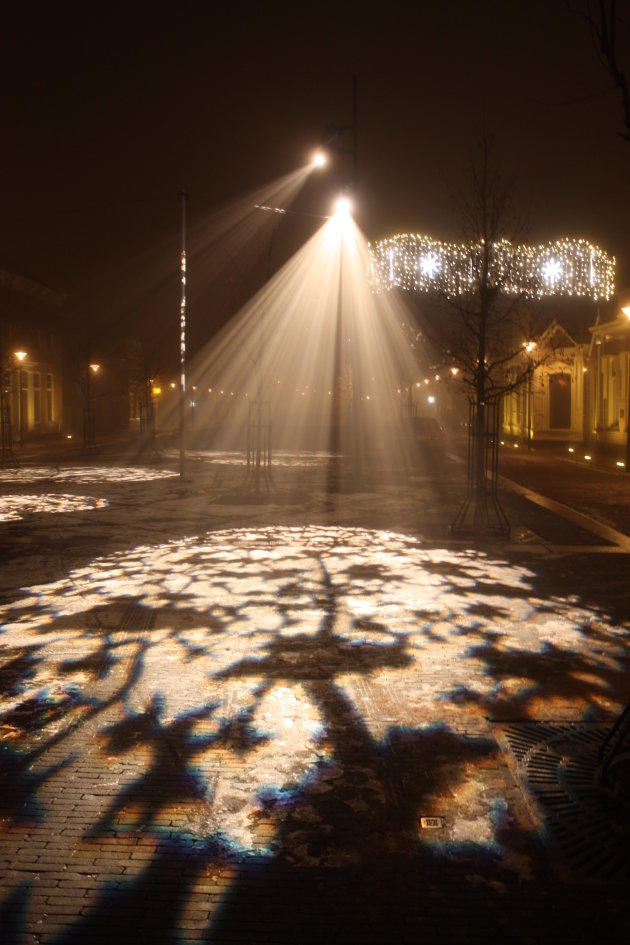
xmin=621 ymin=305 xmax=630 ymax=472
xmin=327 ymin=196 xmax=362 ymax=489
xmin=15 ymin=351 xmax=27 ymax=447
xmin=324 ymin=76 xmax=358 ymax=195
xmin=84 ymin=362 xmax=100 ymax=449
xmin=0 ymin=351 xmax=27 ymax=466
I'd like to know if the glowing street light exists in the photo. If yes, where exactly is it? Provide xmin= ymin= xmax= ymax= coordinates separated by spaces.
xmin=311 ymin=149 xmax=327 ymax=169
xmin=84 ymin=361 xmax=101 ymax=450
xmin=14 ymin=351 xmax=27 ymax=447
xmin=333 ymin=195 xmax=352 ymax=217
xmin=1 ymin=351 xmax=26 ymax=463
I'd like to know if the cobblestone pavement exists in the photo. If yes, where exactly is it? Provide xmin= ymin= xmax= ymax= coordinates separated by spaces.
xmin=1 ymin=450 xmax=630 ymax=943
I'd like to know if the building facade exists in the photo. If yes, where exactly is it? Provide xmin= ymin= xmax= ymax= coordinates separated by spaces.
xmin=587 ymin=294 xmax=630 ymax=451
xmin=1 ymin=269 xmax=65 ymax=448
xmin=502 ymin=321 xmax=588 ymax=444
xmin=501 ymin=295 xmax=630 ymax=459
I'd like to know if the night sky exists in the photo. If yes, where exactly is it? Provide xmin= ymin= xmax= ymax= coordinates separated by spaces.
xmin=2 ymin=1 xmax=629 ymax=367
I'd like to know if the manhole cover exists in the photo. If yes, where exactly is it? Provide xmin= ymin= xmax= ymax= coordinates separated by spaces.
xmin=498 ymin=722 xmax=630 ymax=881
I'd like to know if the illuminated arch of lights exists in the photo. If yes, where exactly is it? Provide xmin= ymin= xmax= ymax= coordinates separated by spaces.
xmin=367 ymin=234 xmax=615 ymax=301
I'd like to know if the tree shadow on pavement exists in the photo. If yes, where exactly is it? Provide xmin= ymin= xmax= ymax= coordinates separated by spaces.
xmin=2 ymin=533 xmax=630 ymax=943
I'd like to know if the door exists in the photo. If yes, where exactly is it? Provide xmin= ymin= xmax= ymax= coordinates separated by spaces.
xmin=549 ymin=373 xmax=571 ymax=429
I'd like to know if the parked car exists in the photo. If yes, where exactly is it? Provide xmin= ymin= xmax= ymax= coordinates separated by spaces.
xmin=411 ymin=416 xmax=446 ymax=462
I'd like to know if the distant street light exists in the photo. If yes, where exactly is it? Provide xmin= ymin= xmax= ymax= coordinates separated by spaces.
xmin=84 ymin=361 xmax=100 ymax=450
xmin=15 ymin=351 xmax=27 ymax=447
xmin=0 ymin=350 xmax=27 ymax=459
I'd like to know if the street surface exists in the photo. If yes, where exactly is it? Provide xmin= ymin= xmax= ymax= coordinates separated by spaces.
xmin=1 ymin=440 xmax=629 ymax=943
xmin=497 ymin=441 xmax=630 ymax=541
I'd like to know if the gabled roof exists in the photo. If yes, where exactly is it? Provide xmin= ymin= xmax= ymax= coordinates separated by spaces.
xmin=538 ymin=319 xmax=580 ymax=349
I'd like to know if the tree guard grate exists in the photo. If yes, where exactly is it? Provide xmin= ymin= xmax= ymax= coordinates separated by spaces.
xmin=498 ymin=721 xmax=630 ymax=881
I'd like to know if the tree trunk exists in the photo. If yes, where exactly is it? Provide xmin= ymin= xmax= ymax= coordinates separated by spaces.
xmin=473 ymin=399 xmax=487 ymax=531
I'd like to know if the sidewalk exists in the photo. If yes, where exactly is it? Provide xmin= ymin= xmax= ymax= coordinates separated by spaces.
xmin=1 ymin=449 xmax=629 ymax=943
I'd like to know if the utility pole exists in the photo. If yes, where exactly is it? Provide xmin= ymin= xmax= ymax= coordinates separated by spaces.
xmin=178 ymin=190 xmax=187 ymax=479
xmin=326 ymin=77 xmax=362 ymax=487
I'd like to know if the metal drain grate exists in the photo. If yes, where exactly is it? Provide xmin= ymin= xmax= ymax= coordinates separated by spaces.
xmin=499 ymin=722 xmax=630 ymax=881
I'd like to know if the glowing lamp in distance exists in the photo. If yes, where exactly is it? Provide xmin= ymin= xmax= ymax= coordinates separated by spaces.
xmin=333 ymin=195 xmax=352 ymax=217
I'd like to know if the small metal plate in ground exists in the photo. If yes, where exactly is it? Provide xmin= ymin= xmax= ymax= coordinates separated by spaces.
xmin=496 ymin=721 xmax=630 ymax=881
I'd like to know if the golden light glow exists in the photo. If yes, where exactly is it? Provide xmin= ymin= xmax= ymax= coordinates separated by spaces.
xmin=0 ymin=493 xmax=109 ymax=521
xmin=14 ymin=350 xmax=27 ymax=362
xmin=333 ymin=195 xmax=352 ymax=218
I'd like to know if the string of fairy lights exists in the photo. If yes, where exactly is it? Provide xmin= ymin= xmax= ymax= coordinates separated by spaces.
xmin=367 ymin=234 xmax=615 ymax=301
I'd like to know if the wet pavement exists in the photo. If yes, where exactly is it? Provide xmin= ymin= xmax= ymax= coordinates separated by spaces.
xmin=1 ymin=442 xmax=630 ymax=943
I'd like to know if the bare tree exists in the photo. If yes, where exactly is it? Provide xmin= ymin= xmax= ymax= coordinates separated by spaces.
xmin=584 ymin=0 xmax=630 ymax=143
xmin=413 ymin=136 xmax=548 ymax=535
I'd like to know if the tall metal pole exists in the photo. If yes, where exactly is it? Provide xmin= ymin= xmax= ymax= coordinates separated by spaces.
xmin=527 ymin=372 xmax=532 ymax=450
xmin=351 ymin=73 xmax=358 ymax=195
xmin=178 ymin=190 xmax=187 ymax=479
xmin=18 ymin=364 xmax=23 ymax=447
xmin=84 ymin=366 xmax=91 ymax=449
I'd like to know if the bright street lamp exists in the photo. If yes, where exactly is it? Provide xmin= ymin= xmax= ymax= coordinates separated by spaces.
xmin=333 ymin=195 xmax=352 ymax=217
xmin=311 ymin=149 xmax=327 ymax=169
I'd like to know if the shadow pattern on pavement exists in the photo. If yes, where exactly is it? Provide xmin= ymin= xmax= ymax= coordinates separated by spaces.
xmin=1 ymin=521 xmax=630 ymax=943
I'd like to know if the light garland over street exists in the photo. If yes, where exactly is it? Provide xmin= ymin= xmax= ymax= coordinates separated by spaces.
xmin=368 ymin=234 xmax=615 ymax=300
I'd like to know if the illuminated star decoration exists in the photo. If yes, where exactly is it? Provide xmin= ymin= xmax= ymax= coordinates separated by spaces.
xmin=368 ymin=235 xmax=615 ymax=300
xmin=542 ymin=257 xmax=562 ymax=285
xmin=420 ymin=252 xmax=441 ymax=279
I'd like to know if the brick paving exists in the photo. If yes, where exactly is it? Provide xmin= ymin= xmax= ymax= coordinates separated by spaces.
xmin=1 ymin=445 xmax=630 ymax=943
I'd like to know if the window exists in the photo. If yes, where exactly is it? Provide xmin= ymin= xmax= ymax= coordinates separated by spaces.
xmin=549 ymin=373 xmax=571 ymax=429
xmin=33 ymin=373 xmax=41 ymax=423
